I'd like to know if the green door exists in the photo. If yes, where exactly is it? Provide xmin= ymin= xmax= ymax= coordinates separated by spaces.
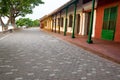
xmin=102 ymin=6 xmax=118 ymax=40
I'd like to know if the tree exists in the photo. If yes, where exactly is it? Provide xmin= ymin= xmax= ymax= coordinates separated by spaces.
xmin=16 ymin=18 xmax=33 ymax=27
xmin=33 ymin=19 xmax=40 ymax=27
xmin=0 ymin=0 xmax=10 ymax=30
xmin=0 ymin=0 xmax=44 ymax=30
xmin=16 ymin=18 xmax=26 ymax=27
xmin=16 ymin=18 xmax=40 ymax=27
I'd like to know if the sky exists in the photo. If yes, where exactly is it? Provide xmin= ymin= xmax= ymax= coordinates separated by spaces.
xmin=24 ymin=0 xmax=70 ymax=20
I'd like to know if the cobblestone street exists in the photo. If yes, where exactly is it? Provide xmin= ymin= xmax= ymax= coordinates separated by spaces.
xmin=0 ymin=28 xmax=120 ymax=80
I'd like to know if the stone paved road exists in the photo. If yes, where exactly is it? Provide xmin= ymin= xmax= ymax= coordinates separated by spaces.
xmin=0 ymin=28 xmax=120 ymax=80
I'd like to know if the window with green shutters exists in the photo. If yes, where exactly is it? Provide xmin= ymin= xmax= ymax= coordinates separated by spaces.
xmin=102 ymin=6 xmax=118 ymax=40
xmin=103 ymin=6 xmax=117 ymax=30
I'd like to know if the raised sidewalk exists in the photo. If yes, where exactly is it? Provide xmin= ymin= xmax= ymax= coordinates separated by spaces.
xmin=42 ymin=29 xmax=120 ymax=64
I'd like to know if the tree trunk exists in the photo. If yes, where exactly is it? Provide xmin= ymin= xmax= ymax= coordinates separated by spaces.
xmin=10 ymin=5 xmax=17 ymax=29
xmin=0 ymin=17 xmax=11 ymax=31
xmin=11 ymin=16 xmax=16 ymax=29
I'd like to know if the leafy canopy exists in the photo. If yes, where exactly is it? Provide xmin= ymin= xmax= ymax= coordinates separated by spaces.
xmin=0 ymin=0 xmax=44 ymax=17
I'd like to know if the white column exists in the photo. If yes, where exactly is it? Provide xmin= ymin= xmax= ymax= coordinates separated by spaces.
xmin=81 ymin=13 xmax=86 ymax=35
xmin=79 ymin=13 xmax=83 ymax=35
xmin=92 ymin=10 xmax=96 ymax=37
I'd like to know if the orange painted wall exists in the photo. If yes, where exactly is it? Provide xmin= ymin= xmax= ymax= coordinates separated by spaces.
xmin=95 ymin=6 xmax=103 ymax=39
xmin=95 ymin=0 xmax=120 ymax=42
xmin=115 ymin=2 xmax=120 ymax=42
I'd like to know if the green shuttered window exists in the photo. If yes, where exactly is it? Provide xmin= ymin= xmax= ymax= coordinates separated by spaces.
xmin=102 ymin=6 xmax=118 ymax=40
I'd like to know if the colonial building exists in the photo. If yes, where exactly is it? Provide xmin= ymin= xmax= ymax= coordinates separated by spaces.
xmin=40 ymin=0 xmax=120 ymax=42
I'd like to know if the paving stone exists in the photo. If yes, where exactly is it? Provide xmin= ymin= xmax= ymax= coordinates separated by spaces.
xmin=0 ymin=28 xmax=119 ymax=80
xmin=14 ymin=77 xmax=23 ymax=80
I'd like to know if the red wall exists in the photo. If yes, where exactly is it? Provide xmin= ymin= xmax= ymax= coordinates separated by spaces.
xmin=95 ymin=0 xmax=120 ymax=42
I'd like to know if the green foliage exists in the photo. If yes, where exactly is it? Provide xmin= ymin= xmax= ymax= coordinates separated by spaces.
xmin=0 ymin=0 xmax=44 ymax=17
xmin=0 ymin=0 xmax=9 ymax=16
xmin=16 ymin=18 xmax=40 ymax=27
xmin=33 ymin=19 xmax=40 ymax=26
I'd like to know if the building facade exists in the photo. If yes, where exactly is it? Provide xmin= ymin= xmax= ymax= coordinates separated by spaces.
xmin=95 ymin=0 xmax=120 ymax=42
xmin=40 ymin=0 xmax=120 ymax=42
